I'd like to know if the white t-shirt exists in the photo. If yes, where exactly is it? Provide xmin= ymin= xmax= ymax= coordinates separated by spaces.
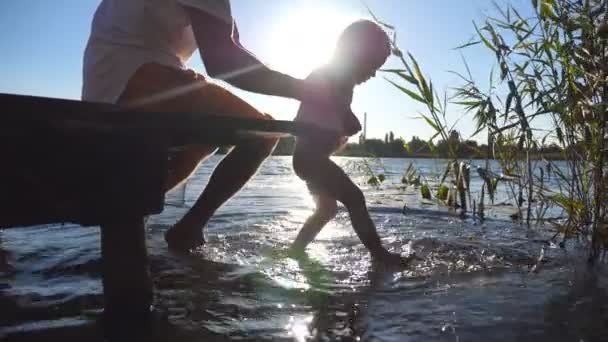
xmin=82 ymin=0 xmax=232 ymax=104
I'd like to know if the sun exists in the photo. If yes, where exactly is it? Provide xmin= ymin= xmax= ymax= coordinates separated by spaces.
xmin=265 ymin=8 xmax=360 ymax=78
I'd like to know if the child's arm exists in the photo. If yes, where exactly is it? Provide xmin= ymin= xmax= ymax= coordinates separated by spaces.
xmin=340 ymin=88 xmax=361 ymax=136
xmin=343 ymin=109 xmax=362 ymax=136
xmin=334 ymin=109 xmax=358 ymax=153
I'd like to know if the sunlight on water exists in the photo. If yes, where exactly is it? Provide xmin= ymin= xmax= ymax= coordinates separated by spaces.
xmin=285 ymin=314 xmax=314 ymax=342
xmin=262 ymin=256 xmax=311 ymax=291
xmin=307 ymin=243 xmax=335 ymax=264
xmin=287 ymin=177 xmax=315 ymax=205
xmin=4 ymin=157 xmax=608 ymax=341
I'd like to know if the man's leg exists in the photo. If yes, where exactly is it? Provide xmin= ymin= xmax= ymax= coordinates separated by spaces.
xmin=116 ymin=62 xmax=277 ymax=250
xmin=165 ymin=146 xmax=218 ymax=192
xmin=161 ymin=80 xmax=278 ymax=250
xmin=165 ymin=125 xmax=277 ymax=250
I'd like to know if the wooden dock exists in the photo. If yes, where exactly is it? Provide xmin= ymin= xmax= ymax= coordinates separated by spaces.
xmin=0 ymin=93 xmax=329 ymax=339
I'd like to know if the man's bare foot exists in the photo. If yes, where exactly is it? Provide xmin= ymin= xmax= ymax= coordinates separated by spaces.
xmin=164 ymin=223 xmax=205 ymax=252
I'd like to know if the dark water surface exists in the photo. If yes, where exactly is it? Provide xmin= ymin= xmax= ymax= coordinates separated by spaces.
xmin=2 ymin=156 xmax=608 ymax=341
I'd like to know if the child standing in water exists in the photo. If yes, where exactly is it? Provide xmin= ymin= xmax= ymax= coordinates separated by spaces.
xmin=292 ymin=20 xmax=406 ymax=264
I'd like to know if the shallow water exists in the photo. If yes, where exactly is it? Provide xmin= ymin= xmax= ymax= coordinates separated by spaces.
xmin=2 ymin=156 xmax=608 ymax=341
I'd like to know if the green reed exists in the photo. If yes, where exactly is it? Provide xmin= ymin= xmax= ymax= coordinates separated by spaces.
xmin=371 ymin=0 xmax=608 ymax=261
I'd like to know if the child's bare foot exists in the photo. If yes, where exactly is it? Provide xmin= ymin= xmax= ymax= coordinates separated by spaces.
xmin=287 ymin=244 xmax=308 ymax=259
xmin=164 ymin=221 xmax=205 ymax=252
xmin=372 ymin=250 xmax=415 ymax=268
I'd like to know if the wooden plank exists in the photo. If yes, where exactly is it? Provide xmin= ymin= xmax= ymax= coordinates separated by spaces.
xmin=0 ymin=93 xmax=336 ymax=146
xmin=0 ymin=93 xmax=339 ymax=228
xmin=0 ymin=125 xmax=168 ymax=228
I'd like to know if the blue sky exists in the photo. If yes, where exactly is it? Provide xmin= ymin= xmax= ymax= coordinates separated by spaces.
xmin=0 ymin=0 xmax=528 ymax=142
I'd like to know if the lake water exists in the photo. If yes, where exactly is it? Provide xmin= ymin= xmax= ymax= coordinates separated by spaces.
xmin=2 ymin=156 xmax=608 ymax=341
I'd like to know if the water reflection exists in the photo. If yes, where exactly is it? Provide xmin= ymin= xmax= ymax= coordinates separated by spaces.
xmin=539 ymin=263 xmax=608 ymax=341
xmin=2 ymin=157 xmax=608 ymax=341
xmin=0 ymin=238 xmax=13 ymax=277
xmin=286 ymin=249 xmax=358 ymax=340
xmin=285 ymin=314 xmax=313 ymax=342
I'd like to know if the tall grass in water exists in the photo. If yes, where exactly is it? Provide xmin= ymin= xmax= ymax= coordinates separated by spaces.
xmin=373 ymin=0 xmax=608 ymax=262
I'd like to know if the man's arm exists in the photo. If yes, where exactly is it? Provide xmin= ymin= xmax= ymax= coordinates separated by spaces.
xmin=184 ymin=6 xmax=305 ymax=100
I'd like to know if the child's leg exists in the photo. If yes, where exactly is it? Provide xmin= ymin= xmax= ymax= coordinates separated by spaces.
xmin=294 ymin=156 xmax=388 ymax=257
xmin=292 ymin=194 xmax=338 ymax=252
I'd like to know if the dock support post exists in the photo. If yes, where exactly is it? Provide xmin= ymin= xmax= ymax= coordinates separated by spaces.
xmin=100 ymin=216 xmax=153 ymax=339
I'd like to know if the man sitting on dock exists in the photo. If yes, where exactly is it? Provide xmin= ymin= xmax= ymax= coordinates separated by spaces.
xmin=82 ymin=0 xmax=325 ymax=251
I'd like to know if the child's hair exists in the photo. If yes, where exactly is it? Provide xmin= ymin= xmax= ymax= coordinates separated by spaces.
xmin=334 ymin=20 xmax=391 ymax=62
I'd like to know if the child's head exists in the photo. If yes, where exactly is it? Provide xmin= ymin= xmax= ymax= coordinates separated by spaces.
xmin=331 ymin=20 xmax=391 ymax=85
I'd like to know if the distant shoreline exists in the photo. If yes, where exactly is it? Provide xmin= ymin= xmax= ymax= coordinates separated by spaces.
xmin=215 ymin=137 xmax=566 ymax=161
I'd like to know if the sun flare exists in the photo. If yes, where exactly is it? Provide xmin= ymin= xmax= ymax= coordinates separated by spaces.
xmin=265 ymin=8 xmax=360 ymax=78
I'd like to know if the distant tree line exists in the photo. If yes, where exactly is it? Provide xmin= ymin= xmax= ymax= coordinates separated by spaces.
xmin=265 ymin=131 xmax=565 ymax=160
